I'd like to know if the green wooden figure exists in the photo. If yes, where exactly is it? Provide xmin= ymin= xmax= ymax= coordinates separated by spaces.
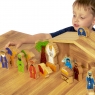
xmin=17 ymin=52 xmax=27 ymax=72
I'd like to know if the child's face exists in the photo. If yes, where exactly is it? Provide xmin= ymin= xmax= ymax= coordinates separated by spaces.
xmin=72 ymin=5 xmax=95 ymax=31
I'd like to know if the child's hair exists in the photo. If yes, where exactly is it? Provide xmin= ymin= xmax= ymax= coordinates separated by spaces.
xmin=73 ymin=0 xmax=95 ymax=16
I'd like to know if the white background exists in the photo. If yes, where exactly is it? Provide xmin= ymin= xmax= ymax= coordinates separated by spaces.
xmin=0 ymin=0 xmax=75 ymax=35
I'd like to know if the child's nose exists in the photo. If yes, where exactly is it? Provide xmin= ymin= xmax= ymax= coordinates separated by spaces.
xmin=74 ymin=17 xmax=79 ymax=22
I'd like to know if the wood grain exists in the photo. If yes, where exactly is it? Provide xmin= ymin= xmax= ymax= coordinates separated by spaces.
xmin=0 ymin=30 xmax=91 ymax=95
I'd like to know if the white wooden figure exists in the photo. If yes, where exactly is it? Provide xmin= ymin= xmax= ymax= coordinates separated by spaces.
xmin=46 ymin=43 xmax=59 ymax=64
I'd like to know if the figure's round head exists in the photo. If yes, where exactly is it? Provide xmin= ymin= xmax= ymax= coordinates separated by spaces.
xmin=49 ymin=45 xmax=52 ymax=51
xmin=87 ymin=71 xmax=92 ymax=77
xmin=0 ymin=50 xmax=5 ymax=55
xmin=67 ymin=58 xmax=70 ymax=62
xmin=72 ymin=0 xmax=95 ymax=31
xmin=75 ymin=62 xmax=78 ymax=67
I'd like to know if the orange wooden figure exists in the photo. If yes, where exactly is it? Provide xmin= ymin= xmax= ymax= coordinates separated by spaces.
xmin=29 ymin=59 xmax=40 ymax=79
xmin=29 ymin=64 xmax=36 ymax=79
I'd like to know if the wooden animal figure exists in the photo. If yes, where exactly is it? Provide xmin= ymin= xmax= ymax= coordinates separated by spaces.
xmin=0 ymin=48 xmax=12 ymax=69
xmin=17 ymin=52 xmax=28 ymax=72
xmin=86 ymin=71 xmax=95 ymax=91
xmin=46 ymin=43 xmax=59 ymax=71
xmin=28 ymin=59 xmax=40 ymax=79
xmin=38 ymin=63 xmax=53 ymax=78
xmin=62 ymin=57 xmax=72 ymax=69
xmin=78 ymin=27 xmax=90 ymax=37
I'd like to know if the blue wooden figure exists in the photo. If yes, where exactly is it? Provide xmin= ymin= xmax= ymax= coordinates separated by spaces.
xmin=0 ymin=48 xmax=12 ymax=69
xmin=0 ymin=51 xmax=8 ymax=68
xmin=62 ymin=57 xmax=72 ymax=69
xmin=65 ymin=58 xmax=72 ymax=69
xmin=86 ymin=71 xmax=95 ymax=90
xmin=78 ymin=28 xmax=86 ymax=36
xmin=6 ymin=48 xmax=12 ymax=56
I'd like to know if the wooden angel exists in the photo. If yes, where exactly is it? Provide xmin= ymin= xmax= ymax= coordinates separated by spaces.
xmin=46 ymin=42 xmax=59 ymax=71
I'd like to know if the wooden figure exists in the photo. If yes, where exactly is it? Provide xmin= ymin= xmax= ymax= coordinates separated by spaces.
xmin=73 ymin=62 xmax=79 ymax=81
xmin=29 ymin=64 xmax=36 ymax=79
xmin=17 ymin=49 xmax=36 ymax=73
xmin=0 ymin=48 xmax=12 ymax=69
xmin=62 ymin=56 xmax=72 ymax=69
xmin=8 ymin=46 xmax=20 ymax=67
xmin=0 ymin=50 xmax=8 ymax=68
xmin=46 ymin=42 xmax=59 ymax=71
xmin=10 ymin=49 xmax=17 ymax=67
xmin=61 ymin=66 xmax=74 ymax=84
xmin=38 ymin=63 xmax=53 ymax=78
xmin=28 ymin=59 xmax=40 ymax=79
xmin=73 ymin=62 xmax=83 ymax=81
xmin=78 ymin=27 xmax=90 ymax=37
xmin=86 ymin=71 xmax=95 ymax=93
xmin=17 ymin=52 xmax=28 ymax=72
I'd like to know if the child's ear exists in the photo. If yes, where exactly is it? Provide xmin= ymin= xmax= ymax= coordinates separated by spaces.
xmin=92 ymin=17 xmax=95 ymax=25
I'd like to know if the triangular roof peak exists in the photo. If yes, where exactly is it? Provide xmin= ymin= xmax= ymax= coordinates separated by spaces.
xmin=49 ymin=31 xmax=95 ymax=59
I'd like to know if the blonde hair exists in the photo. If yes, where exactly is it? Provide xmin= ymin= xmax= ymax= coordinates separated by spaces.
xmin=73 ymin=0 xmax=95 ymax=16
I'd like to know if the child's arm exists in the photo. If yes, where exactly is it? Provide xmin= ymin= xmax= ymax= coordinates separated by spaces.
xmin=21 ymin=33 xmax=52 ymax=44
xmin=5 ymin=33 xmax=52 ymax=48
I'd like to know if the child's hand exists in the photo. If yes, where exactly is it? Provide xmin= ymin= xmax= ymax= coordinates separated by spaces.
xmin=5 ymin=41 xmax=22 ymax=49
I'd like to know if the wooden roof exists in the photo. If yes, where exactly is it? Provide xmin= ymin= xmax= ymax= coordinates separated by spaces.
xmin=49 ymin=31 xmax=95 ymax=59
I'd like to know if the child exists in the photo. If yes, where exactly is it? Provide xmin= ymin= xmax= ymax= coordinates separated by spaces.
xmin=5 ymin=0 xmax=95 ymax=48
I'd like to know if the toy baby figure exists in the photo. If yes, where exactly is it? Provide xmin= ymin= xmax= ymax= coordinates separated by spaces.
xmin=86 ymin=71 xmax=95 ymax=90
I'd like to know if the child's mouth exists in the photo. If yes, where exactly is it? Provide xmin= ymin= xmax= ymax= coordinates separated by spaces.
xmin=74 ymin=24 xmax=79 ymax=27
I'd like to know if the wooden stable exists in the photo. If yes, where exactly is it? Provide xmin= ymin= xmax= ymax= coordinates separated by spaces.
xmin=0 ymin=30 xmax=95 ymax=95
xmin=49 ymin=31 xmax=95 ymax=77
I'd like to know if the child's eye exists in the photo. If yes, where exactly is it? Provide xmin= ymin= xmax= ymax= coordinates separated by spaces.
xmin=73 ymin=14 xmax=76 ymax=17
xmin=80 ymin=17 xmax=85 ymax=19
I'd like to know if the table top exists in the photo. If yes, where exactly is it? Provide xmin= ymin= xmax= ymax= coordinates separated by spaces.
xmin=0 ymin=30 xmax=89 ymax=95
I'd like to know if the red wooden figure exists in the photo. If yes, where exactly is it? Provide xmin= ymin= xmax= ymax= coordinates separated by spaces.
xmin=29 ymin=64 xmax=36 ymax=79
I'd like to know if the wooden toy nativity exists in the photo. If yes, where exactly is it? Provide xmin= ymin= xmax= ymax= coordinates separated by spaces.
xmin=49 ymin=27 xmax=95 ymax=83
xmin=1 ymin=27 xmax=95 ymax=84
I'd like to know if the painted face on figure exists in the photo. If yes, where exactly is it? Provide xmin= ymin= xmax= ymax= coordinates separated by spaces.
xmin=0 ymin=51 xmax=5 ymax=56
xmin=72 ymin=4 xmax=95 ymax=31
xmin=49 ymin=45 xmax=52 ymax=51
